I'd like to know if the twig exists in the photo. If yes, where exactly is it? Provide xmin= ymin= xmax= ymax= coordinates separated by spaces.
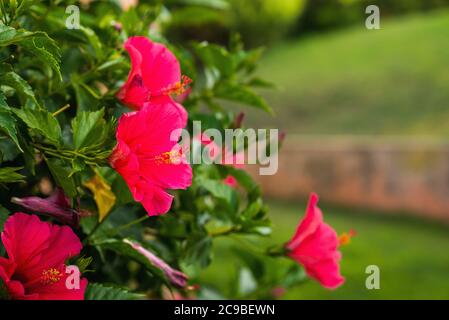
xmin=52 ymin=104 xmax=71 ymax=117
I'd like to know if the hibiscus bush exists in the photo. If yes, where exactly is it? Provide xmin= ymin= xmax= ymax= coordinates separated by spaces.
xmin=0 ymin=0 xmax=346 ymax=300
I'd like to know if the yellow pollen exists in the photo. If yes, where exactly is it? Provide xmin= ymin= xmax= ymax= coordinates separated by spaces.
xmin=41 ymin=268 xmax=63 ymax=285
xmin=160 ymin=75 xmax=192 ymax=96
xmin=153 ymin=150 xmax=182 ymax=165
xmin=339 ymin=229 xmax=356 ymax=247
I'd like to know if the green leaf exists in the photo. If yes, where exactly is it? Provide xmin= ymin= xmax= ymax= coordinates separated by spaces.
xmin=77 ymin=26 xmax=104 ymax=61
xmin=0 ymin=63 xmax=13 ymax=75
xmin=233 ymin=247 xmax=265 ymax=279
xmin=85 ymin=283 xmax=143 ymax=300
xmin=0 ymin=25 xmax=46 ymax=47
xmin=194 ymin=42 xmax=235 ymax=78
xmin=20 ymin=35 xmax=61 ymax=80
xmin=0 ymin=72 xmax=37 ymax=105
xmin=0 ymin=104 xmax=23 ymax=152
xmin=247 ymin=77 xmax=276 ymax=89
xmin=282 ymin=264 xmax=307 ymax=288
xmin=241 ymin=198 xmax=263 ymax=219
xmin=0 ymin=205 xmax=10 ymax=232
xmin=0 ymin=139 xmax=20 ymax=162
xmin=111 ymin=173 xmax=134 ymax=205
xmin=17 ymin=133 xmax=35 ymax=175
xmin=235 ymin=47 xmax=264 ymax=72
xmin=69 ymin=157 xmax=85 ymax=177
xmin=0 ymin=25 xmax=60 ymax=79
xmin=169 ymin=0 xmax=229 ymax=10
xmin=0 ymin=166 xmax=25 ymax=184
xmin=171 ymin=7 xmax=226 ymax=27
xmin=46 ymin=158 xmax=77 ymax=197
xmin=71 ymin=81 xmax=101 ymax=113
xmin=72 ymin=108 xmax=108 ymax=150
xmin=13 ymin=108 xmax=62 ymax=147
xmin=0 ymin=25 xmax=17 ymax=46
xmin=182 ymin=236 xmax=213 ymax=271
xmin=200 ymin=178 xmax=238 ymax=211
xmin=75 ymin=256 xmax=93 ymax=274
xmin=215 ymin=82 xmax=273 ymax=114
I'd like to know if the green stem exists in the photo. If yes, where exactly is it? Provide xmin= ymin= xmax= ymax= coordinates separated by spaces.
xmin=266 ymin=244 xmax=289 ymax=257
xmin=52 ymin=104 xmax=71 ymax=117
xmin=0 ymin=1 xmax=8 ymax=25
xmin=228 ymin=234 xmax=269 ymax=256
xmin=84 ymin=215 xmax=150 ymax=246
xmin=82 ymin=216 xmax=109 ymax=246
xmin=33 ymin=144 xmax=103 ymax=165
xmin=208 ymin=225 xmax=241 ymax=237
xmin=115 ymin=215 xmax=149 ymax=232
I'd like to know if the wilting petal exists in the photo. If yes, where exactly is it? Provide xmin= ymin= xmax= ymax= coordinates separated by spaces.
xmin=11 ymin=188 xmax=80 ymax=227
xmin=124 ymin=239 xmax=188 ymax=287
xmin=84 ymin=174 xmax=116 ymax=222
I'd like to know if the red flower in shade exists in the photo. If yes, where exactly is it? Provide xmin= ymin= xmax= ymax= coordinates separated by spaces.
xmin=117 ymin=36 xmax=190 ymax=124
xmin=286 ymin=193 xmax=344 ymax=289
xmin=109 ymin=102 xmax=192 ymax=216
xmin=0 ymin=213 xmax=87 ymax=300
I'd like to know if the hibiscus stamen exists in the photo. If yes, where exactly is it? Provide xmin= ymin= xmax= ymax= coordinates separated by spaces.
xmin=153 ymin=149 xmax=183 ymax=165
xmin=41 ymin=268 xmax=63 ymax=285
xmin=158 ymin=75 xmax=192 ymax=97
xmin=339 ymin=229 xmax=356 ymax=246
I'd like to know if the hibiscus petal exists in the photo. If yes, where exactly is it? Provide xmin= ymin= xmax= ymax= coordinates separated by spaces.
xmin=33 ymin=276 xmax=88 ymax=300
xmin=125 ymin=36 xmax=181 ymax=95
xmin=1 ymin=213 xmax=51 ymax=277
xmin=142 ymin=160 xmax=192 ymax=190
xmin=0 ymin=257 xmax=15 ymax=280
xmin=140 ymin=186 xmax=174 ymax=216
xmin=151 ymin=96 xmax=188 ymax=129
xmin=286 ymin=194 xmax=345 ymax=290
xmin=117 ymin=75 xmax=150 ymax=109
xmin=287 ymin=193 xmax=323 ymax=249
xmin=39 ymin=224 xmax=83 ymax=270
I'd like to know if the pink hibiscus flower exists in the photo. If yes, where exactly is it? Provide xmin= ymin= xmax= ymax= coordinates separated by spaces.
xmin=0 ymin=213 xmax=87 ymax=300
xmin=109 ymin=102 xmax=192 ymax=216
xmin=117 ymin=36 xmax=190 ymax=124
xmin=286 ymin=193 xmax=345 ymax=289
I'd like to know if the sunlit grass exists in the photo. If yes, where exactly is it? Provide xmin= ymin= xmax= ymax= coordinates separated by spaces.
xmin=199 ymin=199 xmax=449 ymax=299
xmin=246 ymin=9 xmax=449 ymax=136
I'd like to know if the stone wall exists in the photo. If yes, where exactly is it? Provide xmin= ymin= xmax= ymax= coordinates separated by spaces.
xmin=248 ymin=135 xmax=449 ymax=222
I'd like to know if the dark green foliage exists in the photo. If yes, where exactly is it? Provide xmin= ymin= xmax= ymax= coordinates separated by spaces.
xmin=0 ymin=0 xmax=296 ymax=300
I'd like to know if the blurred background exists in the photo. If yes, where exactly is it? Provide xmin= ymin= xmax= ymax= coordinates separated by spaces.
xmin=164 ymin=0 xmax=449 ymax=299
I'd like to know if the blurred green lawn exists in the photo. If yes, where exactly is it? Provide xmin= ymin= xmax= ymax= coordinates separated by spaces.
xmin=201 ymin=9 xmax=449 ymax=300
xmin=246 ymin=9 xmax=449 ymax=135
xmin=199 ymin=200 xmax=449 ymax=299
